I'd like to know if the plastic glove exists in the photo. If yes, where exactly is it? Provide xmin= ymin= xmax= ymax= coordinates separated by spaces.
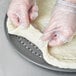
xmin=42 ymin=0 xmax=76 ymax=46
xmin=7 ymin=0 xmax=38 ymax=27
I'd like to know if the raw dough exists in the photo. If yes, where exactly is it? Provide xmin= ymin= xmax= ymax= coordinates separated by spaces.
xmin=7 ymin=0 xmax=76 ymax=69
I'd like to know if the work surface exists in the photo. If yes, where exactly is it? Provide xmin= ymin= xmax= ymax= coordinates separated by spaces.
xmin=0 ymin=0 xmax=76 ymax=76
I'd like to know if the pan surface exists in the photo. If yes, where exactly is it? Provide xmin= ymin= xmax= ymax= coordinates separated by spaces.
xmin=4 ymin=15 xmax=76 ymax=73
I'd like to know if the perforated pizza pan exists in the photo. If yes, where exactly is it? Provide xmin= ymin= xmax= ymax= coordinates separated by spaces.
xmin=4 ymin=15 xmax=76 ymax=73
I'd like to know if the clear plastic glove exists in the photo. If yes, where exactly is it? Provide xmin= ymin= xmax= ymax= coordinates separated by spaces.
xmin=7 ymin=0 xmax=38 ymax=27
xmin=42 ymin=0 xmax=76 ymax=46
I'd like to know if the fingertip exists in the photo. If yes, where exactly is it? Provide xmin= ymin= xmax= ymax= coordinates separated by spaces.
xmin=30 ymin=11 xmax=38 ymax=20
xmin=30 ymin=4 xmax=38 ymax=21
xmin=32 ymin=4 xmax=39 ymax=12
xmin=49 ymin=40 xmax=56 ymax=47
xmin=48 ymin=40 xmax=62 ymax=47
xmin=48 ymin=36 xmax=65 ymax=47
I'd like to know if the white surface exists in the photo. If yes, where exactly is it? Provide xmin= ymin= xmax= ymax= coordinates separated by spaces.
xmin=0 ymin=0 xmax=76 ymax=76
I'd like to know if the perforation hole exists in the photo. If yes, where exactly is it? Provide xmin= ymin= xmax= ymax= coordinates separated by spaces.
xmin=29 ymin=42 xmax=33 ymax=46
xmin=20 ymin=40 xmax=24 ymax=44
xmin=25 ymin=46 xmax=29 ymax=49
xmin=33 ymin=45 xmax=38 ymax=49
xmin=28 ymin=48 xmax=33 ymax=52
xmin=30 ymin=49 xmax=33 ymax=52
xmin=34 ymin=52 xmax=39 ymax=56
xmin=18 ymin=37 xmax=23 ymax=41
xmin=31 ymin=51 xmax=35 ymax=54
xmin=23 ymin=43 xmax=27 ymax=46
xmin=32 ymin=44 xmax=35 ymax=47
xmin=38 ymin=54 xmax=42 ymax=58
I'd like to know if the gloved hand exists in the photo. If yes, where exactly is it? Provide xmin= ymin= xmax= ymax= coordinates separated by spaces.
xmin=42 ymin=0 xmax=76 ymax=46
xmin=7 ymin=0 xmax=38 ymax=27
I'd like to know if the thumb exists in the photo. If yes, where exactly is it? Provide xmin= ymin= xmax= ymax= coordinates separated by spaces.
xmin=30 ymin=4 xmax=38 ymax=21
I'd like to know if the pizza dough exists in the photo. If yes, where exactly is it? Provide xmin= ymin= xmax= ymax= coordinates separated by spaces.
xmin=7 ymin=0 xmax=76 ymax=69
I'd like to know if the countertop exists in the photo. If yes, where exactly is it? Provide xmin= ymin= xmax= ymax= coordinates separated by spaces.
xmin=0 ymin=0 xmax=76 ymax=76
